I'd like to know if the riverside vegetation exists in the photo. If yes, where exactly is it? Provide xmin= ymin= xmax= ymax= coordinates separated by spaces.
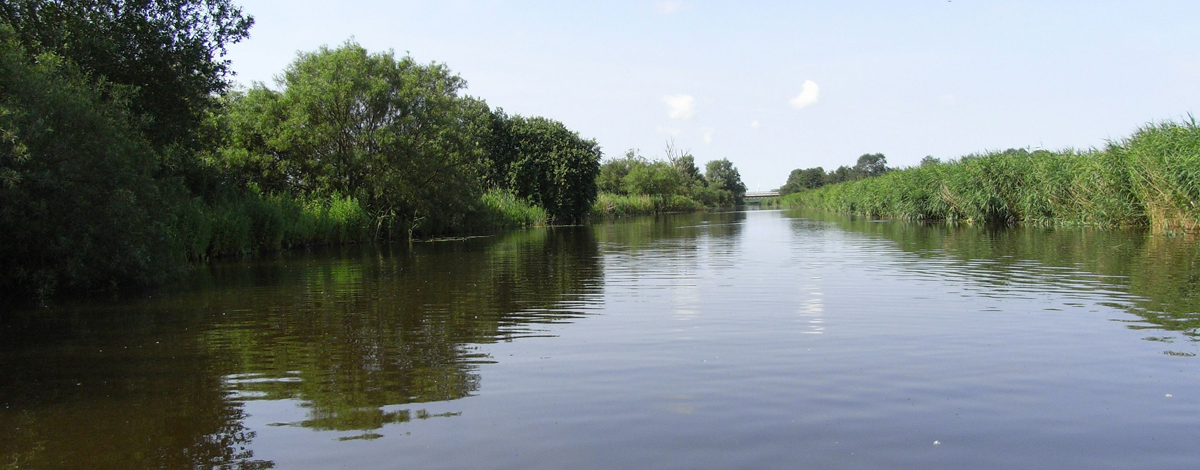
xmin=591 ymin=147 xmax=747 ymax=217
xmin=0 ymin=1 xmax=747 ymax=301
xmin=768 ymin=119 xmax=1200 ymax=234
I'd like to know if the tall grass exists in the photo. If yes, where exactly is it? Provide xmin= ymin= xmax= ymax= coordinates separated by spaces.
xmin=471 ymin=189 xmax=549 ymax=230
xmin=591 ymin=193 xmax=706 ymax=218
xmin=172 ymin=188 xmax=551 ymax=261
xmin=772 ymin=119 xmax=1200 ymax=233
xmin=174 ymin=190 xmax=373 ymax=259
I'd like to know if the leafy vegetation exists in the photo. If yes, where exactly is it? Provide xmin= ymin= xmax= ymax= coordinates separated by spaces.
xmin=0 ymin=0 xmax=253 ymax=189
xmin=211 ymin=42 xmax=492 ymax=237
xmin=592 ymin=147 xmax=746 ymax=217
xmin=484 ymin=112 xmax=601 ymax=224
xmin=779 ymin=153 xmax=890 ymax=195
xmin=770 ymin=119 xmax=1200 ymax=233
xmin=0 ymin=26 xmax=181 ymax=297
xmin=0 ymin=5 xmax=605 ymax=300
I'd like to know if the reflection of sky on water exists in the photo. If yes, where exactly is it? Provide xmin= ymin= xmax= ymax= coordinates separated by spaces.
xmin=5 ymin=209 xmax=1200 ymax=469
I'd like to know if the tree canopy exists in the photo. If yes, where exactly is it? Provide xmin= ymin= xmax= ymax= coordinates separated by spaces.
xmin=705 ymin=158 xmax=747 ymax=203
xmin=485 ymin=112 xmax=601 ymax=224
xmin=780 ymin=166 xmax=827 ymax=195
xmin=0 ymin=0 xmax=253 ymax=151
xmin=0 ymin=26 xmax=180 ymax=296
xmin=216 ymin=42 xmax=491 ymax=235
xmin=854 ymin=153 xmax=889 ymax=178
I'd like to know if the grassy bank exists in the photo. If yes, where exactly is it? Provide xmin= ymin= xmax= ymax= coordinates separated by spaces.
xmin=768 ymin=119 xmax=1200 ymax=233
xmin=179 ymin=188 xmax=548 ymax=260
xmin=590 ymin=193 xmax=707 ymax=218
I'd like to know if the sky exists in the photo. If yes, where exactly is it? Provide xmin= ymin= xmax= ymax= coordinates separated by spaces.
xmin=223 ymin=0 xmax=1200 ymax=191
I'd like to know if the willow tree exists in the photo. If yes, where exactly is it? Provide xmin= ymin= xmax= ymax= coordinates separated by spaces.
xmin=220 ymin=42 xmax=491 ymax=236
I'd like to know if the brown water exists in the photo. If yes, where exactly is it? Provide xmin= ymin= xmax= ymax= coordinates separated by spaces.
xmin=3 ymin=209 xmax=1199 ymax=469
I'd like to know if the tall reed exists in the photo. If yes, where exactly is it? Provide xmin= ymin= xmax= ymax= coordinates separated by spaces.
xmin=591 ymin=193 xmax=706 ymax=218
xmin=772 ymin=119 xmax=1200 ymax=233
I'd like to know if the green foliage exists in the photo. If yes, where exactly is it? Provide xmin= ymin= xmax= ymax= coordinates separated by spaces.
xmin=0 ymin=0 xmax=253 ymax=151
xmin=216 ymin=41 xmax=490 ymax=237
xmin=826 ymin=165 xmax=855 ymax=185
xmin=623 ymin=161 xmax=687 ymax=197
xmin=591 ymin=193 xmax=704 ymax=218
xmin=591 ymin=149 xmax=751 ymax=216
xmin=171 ymin=190 xmax=372 ymax=259
xmin=485 ymin=112 xmax=601 ymax=224
xmin=596 ymin=150 xmax=645 ymax=195
xmin=1120 ymin=119 xmax=1200 ymax=232
xmin=853 ymin=153 xmax=889 ymax=178
xmin=248 ymin=192 xmax=366 ymax=255
xmin=1 ymin=16 xmax=593 ymax=301
xmin=0 ymin=29 xmax=181 ymax=296
xmin=705 ymin=158 xmax=747 ymax=203
xmin=780 ymin=166 xmax=826 ymax=195
xmin=472 ymin=189 xmax=549 ymax=231
xmin=775 ymin=119 xmax=1200 ymax=233
xmin=671 ymin=154 xmax=705 ymax=185
xmin=592 ymin=149 xmax=747 ymax=217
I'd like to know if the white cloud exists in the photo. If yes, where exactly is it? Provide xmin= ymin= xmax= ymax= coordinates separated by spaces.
xmin=655 ymin=1 xmax=683 ymax=14
xmin=750 ymin=120 xmax=761 ymax=128
xmin=662 ymin=94 xmax=696 ymax=120
xmin=938 ymin=94 xmax=958 ymax=106
xmin=701 ymin=127 xmax=714 ymax=144
xmin=789 ymin=80 xmax=820 ymax=109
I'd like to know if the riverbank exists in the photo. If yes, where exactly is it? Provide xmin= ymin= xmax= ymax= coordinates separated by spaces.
xmin=180 ymin=188 xmax=547 ymax=261
xmin=766 ymin=119 xmax=1200 ymax=233
xmin=590 ymin=193 xmax=706 ymax=218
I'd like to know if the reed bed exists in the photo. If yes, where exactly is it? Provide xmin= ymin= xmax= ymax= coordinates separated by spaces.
xmin=591 ymin=193 xmax=706 ymax=218
xmin=770 ymin=119 xmax=1200 ymax=233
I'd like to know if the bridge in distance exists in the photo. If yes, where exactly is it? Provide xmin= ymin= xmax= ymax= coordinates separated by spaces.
xmin=743 ymin=190 xmax=779 ymax=202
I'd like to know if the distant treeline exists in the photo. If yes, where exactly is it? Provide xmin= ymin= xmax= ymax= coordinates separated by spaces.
xmin=778 ymin=153 xmax=890 ymax=195
xmin=769 ymin=119 xmax=1200 ymax=233
xmin=592 ymin=146 xmax=747 ymax=217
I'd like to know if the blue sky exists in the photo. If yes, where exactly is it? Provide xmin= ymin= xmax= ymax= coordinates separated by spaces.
xmin=224 ymin=1 xmax=1200 ymax=190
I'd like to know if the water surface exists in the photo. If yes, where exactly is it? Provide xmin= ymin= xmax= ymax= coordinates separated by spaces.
xmin=3 ymin=209 xmax=1199 ymax=469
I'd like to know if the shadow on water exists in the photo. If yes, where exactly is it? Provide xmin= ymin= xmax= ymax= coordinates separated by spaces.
xmin=0 ymin=227 xmax=603 ymax=468
xmin=787 ymin=209 xmax=1200 ymax=342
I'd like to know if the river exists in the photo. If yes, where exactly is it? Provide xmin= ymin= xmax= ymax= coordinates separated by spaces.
xmin=2 ymin=209 xmax=1198 ymax=469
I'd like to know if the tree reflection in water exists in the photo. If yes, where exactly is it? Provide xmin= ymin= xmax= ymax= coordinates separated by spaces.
xmin=0 ymin=227 xmax=602 ymax=468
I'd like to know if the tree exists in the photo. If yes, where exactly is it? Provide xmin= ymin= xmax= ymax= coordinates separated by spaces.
xmin=0 ymin=27 xmax=180 ymax=296
xmin=218 ymin=42 xmax=489 ymax=236
xmin=0 ymin=0 xmax=253 ymax=152
xmin=705 ymin=158 xmax=747 ymax=204
xmin=664 ymin=140 xmax=703 ymax=185
xmin=596 ymin=150 xmax=650 ymax=195
xmin=920 ymin=155 xmax=940 ymax=167
xmin=672 ymin=154 xmax=704 ymax=185
xmin=779 ymin=169 xmax=803 ymax=195
xmin=623 ymin=161 xmax=685 ymax=197
xmin=854 ymin=153 xmax=888 ymax=178
xmin=485 ymin=111 xmax=602 ymax=224
xmin=780 ymin=167 xmax=827 ymax=195
xmin=826 ymin=165 xmax=854 ymax=185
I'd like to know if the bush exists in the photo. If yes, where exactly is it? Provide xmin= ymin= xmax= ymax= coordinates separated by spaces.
xmin=0 ymin=30 xmax=183 ymax=297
